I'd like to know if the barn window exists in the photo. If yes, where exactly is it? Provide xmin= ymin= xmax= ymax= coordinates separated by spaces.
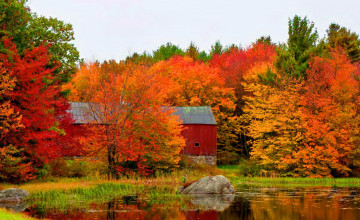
xmin=194 ymin=142 xmax=200 ymax=147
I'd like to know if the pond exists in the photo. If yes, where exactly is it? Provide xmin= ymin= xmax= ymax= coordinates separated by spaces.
xmin=17 ymin=185 xmax=360 ymax=219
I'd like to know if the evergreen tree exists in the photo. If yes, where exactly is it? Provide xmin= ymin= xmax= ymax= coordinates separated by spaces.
xmin=326 ymin=23 xmax=360 ymax=63
xmin=276 ymin=15 xmax=318 ymax=78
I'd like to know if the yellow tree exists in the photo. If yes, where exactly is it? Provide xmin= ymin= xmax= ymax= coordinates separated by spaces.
xmin=242 ymin=62 xmax=305 ymax=175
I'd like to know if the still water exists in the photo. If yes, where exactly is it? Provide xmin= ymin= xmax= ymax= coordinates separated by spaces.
xmin=23 ymin=185 xmax=360 ymax=220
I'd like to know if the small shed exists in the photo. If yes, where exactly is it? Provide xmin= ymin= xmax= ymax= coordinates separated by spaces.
xmin=68 ymin=102 xmax=217 ymax=165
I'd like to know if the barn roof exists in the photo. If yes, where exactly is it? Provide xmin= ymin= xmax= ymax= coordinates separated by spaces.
xmin=68 ymin=102 xmax=217 ymax=125
xmin=171 ymin=106 xmax=217 ymax=125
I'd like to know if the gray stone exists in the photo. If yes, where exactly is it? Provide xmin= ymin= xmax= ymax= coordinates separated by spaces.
xmin=180 ymin=175 xmax=234 ymax=195
xmin=0 ymin=188 xmax=29 ymax=202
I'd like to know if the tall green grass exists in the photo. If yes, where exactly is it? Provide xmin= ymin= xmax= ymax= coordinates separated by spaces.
xmin=28 ymin=182 xmax=185 ymax=211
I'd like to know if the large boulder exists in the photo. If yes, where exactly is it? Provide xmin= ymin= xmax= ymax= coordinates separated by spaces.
xmin=0 ymin=188 xmax=29 ymax=203
xmin=179 ymin=175 xmax=234 ymax=194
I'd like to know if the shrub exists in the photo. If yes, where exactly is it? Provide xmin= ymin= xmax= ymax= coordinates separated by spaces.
xmin=237 ymin=159 xmax=263 ymax=177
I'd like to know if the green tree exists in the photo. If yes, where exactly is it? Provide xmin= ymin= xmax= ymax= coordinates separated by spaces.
xmin=255 ymin=36 xmax=274 ymax=46
xmin=197 ymin=51 xmax=210 ymax=63
xmin=27 ymin=15 xmax=80 ymax=82
xmin=276 ymin=15 xmax=319 ymax=78
xmin=152 ymin=42 xmax=184 ymax=61
xmin=125 ymin=52 xmax=153 ymax=65
xmin=0 ymin=0 xmax=80 ymax=83
xmin=210 ymin=40 xmax=224 ymax=57
xmin=326 ymin=23 xmax=360 ymax=63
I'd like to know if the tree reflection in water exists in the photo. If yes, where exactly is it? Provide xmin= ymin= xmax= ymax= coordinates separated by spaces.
xmin=23 ymin=186 xmax=360 ymax=220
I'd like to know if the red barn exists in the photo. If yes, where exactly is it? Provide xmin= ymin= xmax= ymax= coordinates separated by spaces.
xmin=69 ymin=102 xmax=217 ymax=165
xmin=171 ymin=106 xmax=217 ymax=165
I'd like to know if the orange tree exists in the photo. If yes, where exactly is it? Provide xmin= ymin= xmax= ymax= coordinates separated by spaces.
xmin=297 ymin=49 xmax=360 ymax=177
xmin=66 ymin=62 xmax=185 ymax=177
xmin=149 ymin=56 xmax=239 ymax=164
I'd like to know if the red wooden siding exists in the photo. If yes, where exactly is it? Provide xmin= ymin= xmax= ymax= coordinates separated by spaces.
xmin=181 ymin=124 xmax=217 ymax=156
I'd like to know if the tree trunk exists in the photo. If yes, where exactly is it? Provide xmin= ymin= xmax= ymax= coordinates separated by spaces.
xmin=107 ymin=144 xmax=116 ymax=180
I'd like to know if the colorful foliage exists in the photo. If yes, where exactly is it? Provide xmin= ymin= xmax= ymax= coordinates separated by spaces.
xmin=150 ymin=56 xmax=239 ymax=164
xmin=242 ymin=62 xmax=305 ymax=175
xmin=297 ymin=49 xmax=360 ymax=177
xmin=0 ymin=39 xmax=75 ymax=164
xmin=67 ymin=62 xmax=185 ymax=177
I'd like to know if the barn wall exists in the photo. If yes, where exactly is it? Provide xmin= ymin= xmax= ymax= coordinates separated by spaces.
xmin=181 ymin=124 xmax=217 ymax=156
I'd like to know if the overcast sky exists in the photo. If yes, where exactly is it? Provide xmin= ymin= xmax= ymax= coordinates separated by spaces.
xmin=28 ymin=0 xmax=360 ymax=62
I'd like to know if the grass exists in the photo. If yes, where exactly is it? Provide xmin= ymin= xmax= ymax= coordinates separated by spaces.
xmin=26 ymin=181 xmax=189 ymax=211
xmin=218 ymin=165 xmax=360 ymax=187
xmin=0 ymin=208 xmax=36 ymax=220
xmin=29 ymin=183 xmax=143 ymax=210
xmin=232 ymin=177 xmax=360 ymax=187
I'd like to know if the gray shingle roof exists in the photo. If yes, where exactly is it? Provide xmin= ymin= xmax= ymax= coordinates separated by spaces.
xmin=170 ymin=106 xmax=217 ymax=125
xmin=68 ymin=102 xmax=217 ymax=125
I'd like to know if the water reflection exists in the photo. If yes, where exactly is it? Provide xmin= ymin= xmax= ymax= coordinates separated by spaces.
xmin=189 ymin=194 xmax=234 ymax=211
xmin=23 ymin=186 xmax=360 ymax=220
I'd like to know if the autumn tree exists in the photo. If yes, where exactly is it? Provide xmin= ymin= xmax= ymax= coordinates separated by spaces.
xmin=297 ymin=49 xmax=360 ymax=177
xmin=209 ymin=43 xmax=277 ymax=160
xmin=67 ymin=62 xmax=185 ymax=177
xmin=1 ymin=39 xmax=74 ymax=168
xmin=242 ymin=62 xmax=305 ymax=175
xmin=150 ymin=56 xmax=238 ymax=164
xmin=243 ymin=49 xmax=360 ymax=177
xmin=0 ymin=62 xmax=35 ymax=182
xmin=210 ymin=42 xmax=277 ymax=113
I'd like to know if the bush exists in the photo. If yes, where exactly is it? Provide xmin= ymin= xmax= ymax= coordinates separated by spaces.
xmin=49 ymin=158 xmax=71 ymax=177
xmin=237 ymin=159 xmax=263 ymax=177
xmin=48 ymin=157 xmax=107 ymax=178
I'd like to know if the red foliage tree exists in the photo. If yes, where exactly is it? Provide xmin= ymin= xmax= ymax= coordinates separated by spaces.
xmin=210 ymin=42 xmax=277 ymax=111
xmin=298 ymin=49 xmax=360 ymax=177
xmin=0 ymin=39 xmax=77 ymax=168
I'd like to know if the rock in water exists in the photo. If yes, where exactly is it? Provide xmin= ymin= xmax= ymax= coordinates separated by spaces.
xmin=0 ymin=188 xmax=30 ymax=202
xmin=179 ymin=175 xmax=234 ymax=194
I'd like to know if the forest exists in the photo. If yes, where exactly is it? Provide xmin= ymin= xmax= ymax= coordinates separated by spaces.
xmin=1 ymin=0 xmax=360 ymax=183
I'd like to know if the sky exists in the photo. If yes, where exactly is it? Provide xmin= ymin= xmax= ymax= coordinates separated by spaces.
xmin=28 ymin=0 xmax=360 ymax=62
